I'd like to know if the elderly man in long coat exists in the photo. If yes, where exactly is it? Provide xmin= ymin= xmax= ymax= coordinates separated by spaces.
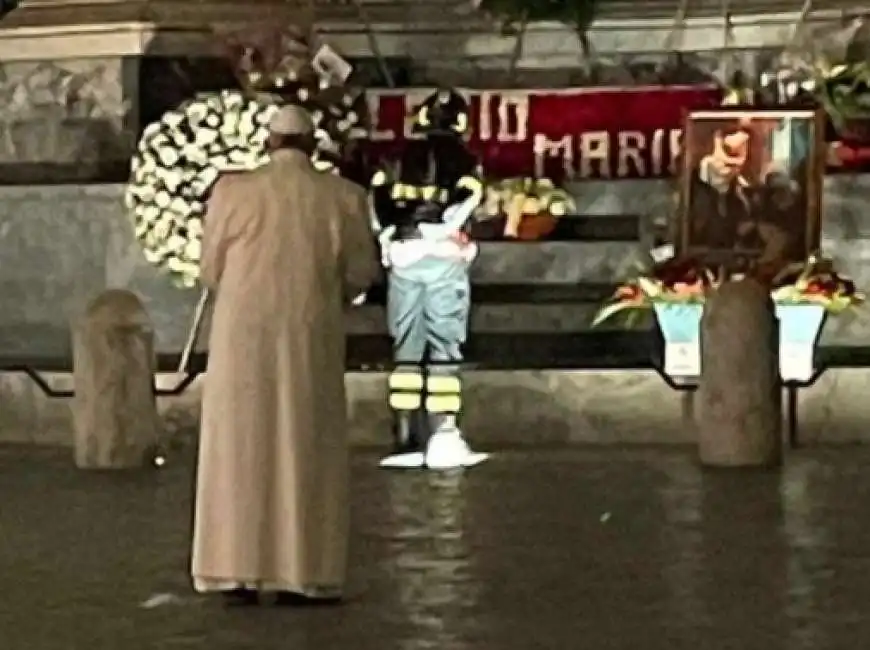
xmin=191 ymin=105 xmax=379 ymax=607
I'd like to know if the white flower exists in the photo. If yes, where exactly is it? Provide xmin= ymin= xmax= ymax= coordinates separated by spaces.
xmin=170 ymin=131 xmax=187 ymax=147
xmin=161 ymin=170 xmax=183 ymax=193
xmin=186 ymin=102 xmax=209 ymax=124
xmin=238 ymin=114 xmax=256 ymax=136
xmin=183 ymin=239 xmax=202 ymax=261
xmin=223 ymin=91 xmax=244 ymax=108
xmin=162 ymin=111 xmax=185 ymax=130
xmin=140 ymin=205 xmax=160 ymax=224
xmin=204 ymin=95 xmax=222 ymax=111
xmin=181 ymin=143 xmax=208 ymax=166
xmin=211 ymin=155 xmax=229 ymax=170
xmin=153 ymin=215 xmax=173 ymax=239
xmin=198 ymin=167 xmax=219 ymax=188
xmin=187 ymin=216 xmax=204 ymax=236
xmin=220 ymin=112 xmax=240 ymax=135
xmin=141 ymin=122 xmax=162 ymax=142
xmin=205 ymin=113 xmax=220 ymax=127
xmin=167 ymin=234 xmax=187 ymax=252
xmin=143 ymin=248 xmax=163 ymax=264
xmin=297 ymin=88 xmax=309 ymax=101
xmin=194 ymin=128 xmax=218 ymax=147
xmin=170 ymin=196 xmax=190 ymax=215
xmin=156 ymin=146 xmax=179 ymax=167
xmin=140 ymin=154 xmax=157 ymax=174
xmin=150 ymin=133 xmax=170 ymax=149
xmin=154 ymin=190 xmax=171 ymax=208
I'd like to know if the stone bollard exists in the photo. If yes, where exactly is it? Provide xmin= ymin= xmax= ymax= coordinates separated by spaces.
xmin=697 ymin=279 xmax=782 ymax=468
xmin=71 ymin=289 xmax=160 ymax=469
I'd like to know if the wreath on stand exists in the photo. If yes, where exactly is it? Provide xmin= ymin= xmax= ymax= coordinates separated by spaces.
xmin=124 ymin=27 xmax=367 ymax=288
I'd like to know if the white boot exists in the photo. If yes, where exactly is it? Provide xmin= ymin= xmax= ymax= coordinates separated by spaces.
xmin=379 ymin=451 xmax=426 ymax=468
xmin=424 ymin=416 xmax=489 ymax=470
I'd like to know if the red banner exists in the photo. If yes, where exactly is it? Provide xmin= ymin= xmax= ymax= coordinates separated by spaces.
xmin=359 ymin=86 xmax=870 ymax=180
xmin=360 ymin=86 xmax=722 ymax=180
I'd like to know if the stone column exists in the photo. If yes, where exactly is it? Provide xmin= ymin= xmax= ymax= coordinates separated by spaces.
xmin=71 ymin=289 xmax=160 ymax=469
xmin=697 ymin=279 xmax=782 ymax=468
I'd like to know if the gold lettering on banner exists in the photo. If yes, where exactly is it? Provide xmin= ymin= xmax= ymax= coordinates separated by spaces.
xmin=496 ymin=92 xmax=529 ymax=142
xmin=580 ymin=131 xmax=609 ymax=178
xmin=366 ymin=93 xmax=396 ymax=142
xmin=650 ymin=129 xmax=664 ymax=176
xmin=478 ymin=91 xmax=495 ymax=141
xmin=669 ymin=128 xmax=683 ymax=174
xmin=533 ymin=134 xmax=574 ymax=178
xmin=617 ymin=131 xmax=645 ymax=177
xmin=403 ymin=90 xmax=430 ymax=139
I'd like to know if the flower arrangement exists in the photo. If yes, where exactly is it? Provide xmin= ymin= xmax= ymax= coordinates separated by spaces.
xmin=771 ymin=255 xmax=864 ymax=313
xmin=592 ymin=255 xmax=864 ymax=326
xmin=478 ymin=177 xmax=574 ymax=240
xmin=591 ymin=257 xmax=715 ymax=326
xmin=124 ymin=27 xmax=365 ymax=288
xmin=124 ymin=91 xmax=279 ymax=287
xmin=814 ymin=61 xmax=870 ymax=141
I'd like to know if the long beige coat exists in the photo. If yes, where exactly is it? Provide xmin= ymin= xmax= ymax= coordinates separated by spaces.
xmin=190 ymin=149 xmax=379 ymax=596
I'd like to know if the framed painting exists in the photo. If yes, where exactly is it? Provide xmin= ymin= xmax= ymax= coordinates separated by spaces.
xmin=678 ymin=108 xmax=825 ymax=273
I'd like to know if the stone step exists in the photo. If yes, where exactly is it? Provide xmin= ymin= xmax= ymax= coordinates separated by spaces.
xmin=466 ymin=241 xmax=645 ymax=284
xmin=346 ymin=303 xmax=615 ymax=334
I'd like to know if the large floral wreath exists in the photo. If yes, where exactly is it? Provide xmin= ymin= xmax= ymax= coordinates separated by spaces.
xmin=124 ymin=28 xmax=364 ymax=287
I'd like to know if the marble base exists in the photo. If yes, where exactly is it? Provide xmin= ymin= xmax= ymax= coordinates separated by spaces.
xmin=2 ymin=368 xmax=870 ymax=448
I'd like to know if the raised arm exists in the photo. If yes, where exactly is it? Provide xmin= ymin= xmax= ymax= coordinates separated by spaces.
xmin=416 ymin=176 xmax=484 ymax=239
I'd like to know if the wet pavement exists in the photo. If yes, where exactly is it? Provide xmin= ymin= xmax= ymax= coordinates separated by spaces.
xmin=1 ymin=445 xmax=870 ymax=650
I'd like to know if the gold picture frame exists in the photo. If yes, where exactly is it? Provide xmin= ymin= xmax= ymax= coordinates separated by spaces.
xmin=678 ymin=108 xmax=825 ymax=273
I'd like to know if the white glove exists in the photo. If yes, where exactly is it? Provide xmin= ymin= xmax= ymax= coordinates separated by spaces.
xmin=378 ymin=225 xmax=395 ymax=268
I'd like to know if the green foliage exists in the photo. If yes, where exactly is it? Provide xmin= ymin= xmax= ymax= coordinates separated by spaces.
xmin=817 ymin=62 xmax=870 ymax=127
xmin=477 ymin=0 xmax=599 ymax=31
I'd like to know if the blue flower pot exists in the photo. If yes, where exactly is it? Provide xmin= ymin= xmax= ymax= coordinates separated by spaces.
xmin=653 ymin=303 xmax=703 ymax=378
xmin=774 ymin=304 xmax=826 ymax=382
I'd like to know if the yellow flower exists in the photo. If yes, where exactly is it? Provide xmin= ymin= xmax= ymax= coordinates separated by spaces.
xmin=521 ymin=196 xmax=540 ymax=214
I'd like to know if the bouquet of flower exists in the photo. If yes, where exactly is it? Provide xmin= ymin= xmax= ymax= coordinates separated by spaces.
xmin=478 ymin=177 xmax=574 ymax=240
xmin=771 ymin=255 xmax=864 ymax=313
xmin=592 ymin=258 xmax=718 ymax=326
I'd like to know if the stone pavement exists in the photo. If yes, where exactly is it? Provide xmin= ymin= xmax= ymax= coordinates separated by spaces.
xmin=1 ymin=445 xmax=870 ymax=650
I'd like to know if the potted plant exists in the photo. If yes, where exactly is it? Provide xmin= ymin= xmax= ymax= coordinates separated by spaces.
xmin=473 ymin=177 xmax=574 ymax=240
xmin=815 ymin=61 xmax=870 ymax=144
xmin=771 ymin=255 xmax=864 ymax=381
xmin=593 ymin=258 xmax=716 ymax=378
